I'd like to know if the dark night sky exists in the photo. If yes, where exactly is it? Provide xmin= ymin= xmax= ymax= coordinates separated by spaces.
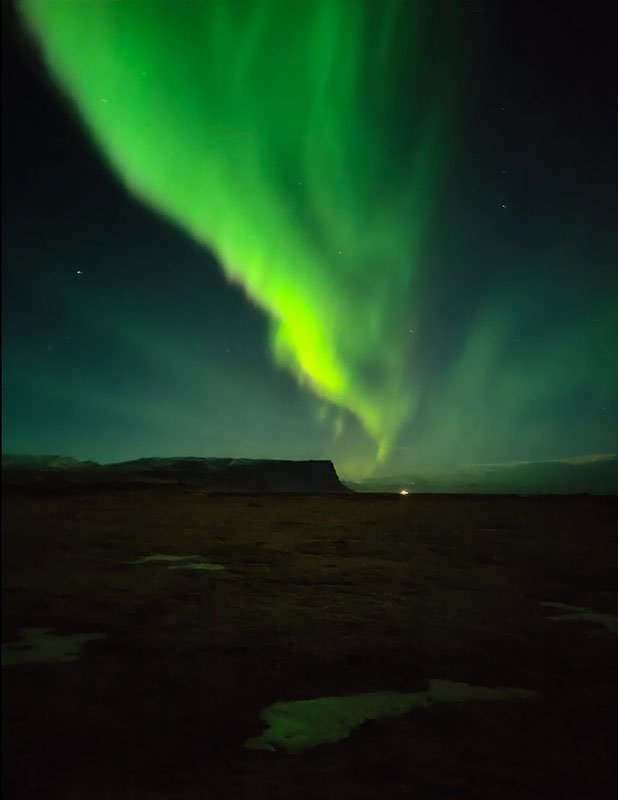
xmin=2 ymin=1 xmax=617 ymax=479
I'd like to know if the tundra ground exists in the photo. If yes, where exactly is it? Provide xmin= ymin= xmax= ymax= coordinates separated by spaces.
xmin=3 ymin=489 xmax=617 ymax=799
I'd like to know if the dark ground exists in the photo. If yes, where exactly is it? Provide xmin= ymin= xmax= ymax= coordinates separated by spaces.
xmin=2 ymin=489 xmax=617 ymax=799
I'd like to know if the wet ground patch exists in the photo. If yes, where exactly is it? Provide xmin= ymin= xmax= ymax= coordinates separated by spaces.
xmin=246 ymin=680 xmax=536 ymax=753
xmin=2 ymin=627 xmax=106 ymax=667
xmin=126 ymin=553 xmax=226 ymax=571
xmin=543 ymin=601 xmax=618 ymax=634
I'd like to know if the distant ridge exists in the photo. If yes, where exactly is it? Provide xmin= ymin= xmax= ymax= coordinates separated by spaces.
xmin=348 ymin=454 xmax=618 ymax=495
xmin=1 ymin=454 xmax=349 ymax=493
xmin=2 ymin=454 xmax=100 ymax=471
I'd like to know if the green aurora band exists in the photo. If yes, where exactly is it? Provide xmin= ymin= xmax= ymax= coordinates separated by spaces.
xmin=19 ymin=0 xmax=461 ymax=464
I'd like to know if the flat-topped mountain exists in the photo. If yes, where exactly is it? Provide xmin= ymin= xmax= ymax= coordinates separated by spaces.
xmin=1 ymin=454 xmax=349 ymax=493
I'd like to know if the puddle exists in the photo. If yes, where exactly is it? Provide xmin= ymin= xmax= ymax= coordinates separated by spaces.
xmin=2 ymin=628 xmax=106 ymax=667
xmin=127 ymin=554 xmax=225 ymax=571
xmin=245 ymin=679 xmax=536 ymax=754
xmin=542 ymin=602 xmax=618 ymax=634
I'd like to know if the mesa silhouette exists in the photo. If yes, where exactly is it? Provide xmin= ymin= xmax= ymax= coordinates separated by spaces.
xmin=1 ymin=455 xmax=349 ymax=493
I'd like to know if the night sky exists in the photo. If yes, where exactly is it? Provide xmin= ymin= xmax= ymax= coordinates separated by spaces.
xmin=3 ymin=1 xmax=617 ymax=480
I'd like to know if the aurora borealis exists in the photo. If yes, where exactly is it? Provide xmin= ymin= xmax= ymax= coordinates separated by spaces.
xmin=3 ymin=1 xmax=617 ymax=478
xmin=16 ymin=0 xmax=462 ymax=464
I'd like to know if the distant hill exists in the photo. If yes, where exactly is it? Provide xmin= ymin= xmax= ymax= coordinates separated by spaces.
xmin=2 ymin=454 xmax=100 ymax=471
xmin=1 ymin=454 xmax=349 ymax=493
xmin=348 ymin=454 xmax=618 ymax=495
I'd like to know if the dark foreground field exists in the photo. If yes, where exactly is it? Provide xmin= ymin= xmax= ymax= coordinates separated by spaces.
xmin=3 ymin=489 xmax=617 ymax=799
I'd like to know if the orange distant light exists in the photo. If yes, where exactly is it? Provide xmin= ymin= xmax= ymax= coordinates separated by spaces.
xmin=399 ymin=489 xmax=409 ymax=496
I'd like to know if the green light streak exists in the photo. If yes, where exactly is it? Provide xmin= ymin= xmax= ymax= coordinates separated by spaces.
xmin=20 ymin=0 xmax=458 ymax=462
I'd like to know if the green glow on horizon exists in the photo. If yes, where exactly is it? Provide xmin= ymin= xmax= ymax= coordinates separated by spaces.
xmin=20 ymin=0 xmax=459 ymax=464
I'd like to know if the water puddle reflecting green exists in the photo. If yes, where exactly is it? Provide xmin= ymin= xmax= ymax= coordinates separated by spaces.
xmin=246 ymin=680 xmax=536 ymax=753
